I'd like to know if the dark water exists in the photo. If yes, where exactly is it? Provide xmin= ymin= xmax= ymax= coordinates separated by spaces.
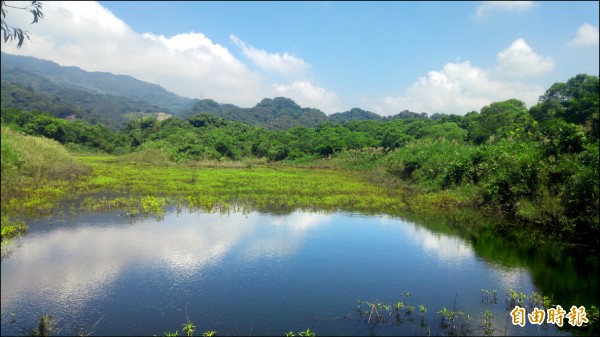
xmin=1 ymin=210 xmax=591 ymax=336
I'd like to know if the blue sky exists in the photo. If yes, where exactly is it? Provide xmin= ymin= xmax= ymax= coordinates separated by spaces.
xmin=3 ymin=1 xmax=599 ymax=115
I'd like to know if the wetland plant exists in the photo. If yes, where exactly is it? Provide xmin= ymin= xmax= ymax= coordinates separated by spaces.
xmin=201 ymin=331 xmax=217 ymax=337
xmin=284 ymin=330 xmax=317 ymax=337
xmin=506 ymin=288 xmax=527 ymax=309
xmin=298 ymin=328 xmax=316 ymax=336
xmin=482 ymin=309 xmax=494 ymax=336
xmin=481 ymin=288 xmax=497 ymax=304
xmin=419 ymin=304 xmax=427 ymax=326
xmin=182 ymin=320 xmax=195 ymax=337
xmin=438 ymin=307 xmax=472 ymax=336
xmin=27 ymin=314 xmax=56 ymax=337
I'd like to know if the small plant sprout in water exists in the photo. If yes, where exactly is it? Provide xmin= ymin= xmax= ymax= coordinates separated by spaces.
xmin=298 ymin=328 xmax=316 ymax=336
xmin=182 ymin=307 xmax=196 ymax=337
xmin=163 ymin=330 xmax=178 ymax=337
xmin=482 ymin=309 xmax=494 ymax=336
xmin=438 ymin=307 xmax=472 ymax=336
xmin=283 ymin=330 xmax=316 ymax=337
xmin=201 ymin=331 xmax=217 ymax=337
xmin=506 ymin=288 xmax=527 ymax=309
xmin=438 ymin=307 xmax=451 ymax=328
xmin=182 ymin=320 xmax=195 ymax=337
xmin=481 ymin=289 xmax=497 ymax=304
xmin=406 ymin=305 xmax=415 ymax=319
xmin=35 ymin=314 xmax=56 ymax=337
xmin=529 ymin=291 xmax=545 ymax=309
xmin=394 ymin=301 xmax=405 ymax=323
xmin=419 ymin=304 xmax=427 ymax=326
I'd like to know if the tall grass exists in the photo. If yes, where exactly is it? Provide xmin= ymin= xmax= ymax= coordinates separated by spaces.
xmin=1 ymin=125 xmax=89 ymax=187
xmin=1 ymin=125 xmax=90 ymax=216
xmin=1 ymin=125 xmax=90 ymax=257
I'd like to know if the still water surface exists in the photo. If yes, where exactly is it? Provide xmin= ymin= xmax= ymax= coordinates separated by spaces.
xmin=1 ymin=210 xmax=576 ymax=335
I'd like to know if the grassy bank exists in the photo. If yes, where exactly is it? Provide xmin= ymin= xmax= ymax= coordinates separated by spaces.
xmin=1 ymin=126 xmax=89 ymax=252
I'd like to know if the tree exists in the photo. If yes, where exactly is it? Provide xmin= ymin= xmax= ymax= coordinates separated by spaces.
xmin=189 ymin=113 xmax=228 ymax=128
xmin=1 ymin=1 xmax=43 ymax=48
xmin=468 ymin=99 xmax=532 ymax=144
xmin=532 ymin=74 xmax=599 ymax=140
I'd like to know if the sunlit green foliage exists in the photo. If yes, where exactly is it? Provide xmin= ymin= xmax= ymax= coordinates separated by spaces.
xmin=1 ymin=74 xmax=598 ymax=248
xmin=0 ymin=124 xmax=89 ymax=187
xmin=0 ymin=153 xmax=407 ymax=219
xmin=1 ymin=108 xmax=124 ymax=153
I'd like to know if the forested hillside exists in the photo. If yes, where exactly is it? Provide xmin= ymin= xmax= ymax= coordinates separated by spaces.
xmin=182 ymin=97 xmax=328 ymax=130
xmin=329 ymin=108 xmax=383 ymax=123
xmin=0 ymin=78 xmax=167 ymax=129
xmin=1 ymin=52 xmax=194 ymax=112
xmin=2 ymin=53 xmax=429 ymax=130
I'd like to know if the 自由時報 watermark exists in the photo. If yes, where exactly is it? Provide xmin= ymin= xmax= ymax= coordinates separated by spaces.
xmin=510 ymin=305 xmax=588 ymax=327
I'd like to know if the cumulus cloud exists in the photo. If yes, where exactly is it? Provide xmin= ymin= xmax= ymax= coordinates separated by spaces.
xmin=230 ymin=35 xmax=310 ymax=77
xmin=496 ymin=38 xmax=554 ymax=78
xmin=273 ymin=80 xmax=343 ymax=113
xmin=370 ymin=38 xmax=552 ymax=115
xmin=228 ymin=36 xmax=341 ymax=112
xmin=569 ymin=23 xmax=600 ymax=47
xmin=474 ymin=1 xmax=534 ymax=18
xmin=1 ymin=2 xmax=343 ymax=113
xmin=374 ymin=60 xmax=544 ymax=116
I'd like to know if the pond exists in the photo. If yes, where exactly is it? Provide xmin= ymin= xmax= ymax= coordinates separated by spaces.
xmin=1 ymin=210 xmax=592 ymax=336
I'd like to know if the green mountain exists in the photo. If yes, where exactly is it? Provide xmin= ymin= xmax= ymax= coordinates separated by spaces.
xmin=385 ymin=109 xmax=429 ymax=120
xmin=1 ymin=52 xmax=194 ymax=113
xmin=329 ymin=108 xmax=383 ymax=123
xmin=185 ymin=99 xmax=429 ymax=130
xmin=0 ymin=68 xmax=169 ymax=129
xmin=183 ymin=97 xmax=329 ymax=130
xmin=2 ymin=53 xmax=434 ymax=130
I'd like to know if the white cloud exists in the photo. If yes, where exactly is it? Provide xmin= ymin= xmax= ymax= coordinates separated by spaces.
xmin=0 ymin=2 xmax=273 ymax=108
xmin=569 ymin=23 xmax=600 ymax=47
xmin=3 ymin=2 xmax=267 ymax=106
xmin=230 ymin=35 xmax=310 ymax=77
xmin=474 ymin=1 xmax=534 ymax=18
xmin=1 ymin=1 xmax=343 ymax=113
xmin=371 ymin=38 xmax=552 ymax=115
xmin=273 ymin=80 xmax=343 ymax=113
xmin=496 ymin=38 xmax=554 ymax=78
xmin=374 ymin=60 xmax=544 ymax=116
xmin=2 ymin=1 xmax=562 ymax=118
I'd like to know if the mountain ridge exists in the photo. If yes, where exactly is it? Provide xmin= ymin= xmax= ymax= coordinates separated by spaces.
xmin=1 ymin=52 xmax=426 ymax=130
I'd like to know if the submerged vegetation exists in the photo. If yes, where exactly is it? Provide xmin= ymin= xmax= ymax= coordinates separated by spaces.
xmin=16 ymin=287 xmax=587 ymax=336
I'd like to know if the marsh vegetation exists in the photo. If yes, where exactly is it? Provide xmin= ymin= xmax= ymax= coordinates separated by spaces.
xmin=1 ymin=74 xmax=598 ymax=335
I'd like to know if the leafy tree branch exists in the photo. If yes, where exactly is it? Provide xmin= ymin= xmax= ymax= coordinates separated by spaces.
xmin=1 ymin=1 xmax=43 ymax=48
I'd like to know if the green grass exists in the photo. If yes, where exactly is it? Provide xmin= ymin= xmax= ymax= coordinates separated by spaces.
xmin=79 ymin=155 xmax=406 ymax=215
xmin=1 ymin=153 xmax=408 ymax=218
xmin=1 ymin=126 xmax=90 ymax=252
xmin=1 ymin=126 xmax=89 ymax=188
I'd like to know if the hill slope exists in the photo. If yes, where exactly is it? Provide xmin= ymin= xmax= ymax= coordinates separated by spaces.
xmin=1 ymin=52 xmax=194 ymax=113
xmin=2 ymin=53 xmax=432 ymax=130
xmin=1 ymin=68 xmax=169 ymax=129
xmin=183 ymin=97 xmax=329 ymax=130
